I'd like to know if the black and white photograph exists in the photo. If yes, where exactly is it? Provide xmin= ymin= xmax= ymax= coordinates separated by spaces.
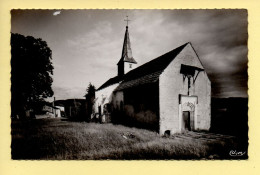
xmin=11 ymin=9 xmax=248 ymax=160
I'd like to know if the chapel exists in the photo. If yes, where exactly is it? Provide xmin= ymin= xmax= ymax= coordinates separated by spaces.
xmin=94 ymin=20 xmax=211 ymax=135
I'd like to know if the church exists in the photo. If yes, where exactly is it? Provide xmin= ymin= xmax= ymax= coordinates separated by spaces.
xmin=94 ymin=21 xmax=211 ymax=136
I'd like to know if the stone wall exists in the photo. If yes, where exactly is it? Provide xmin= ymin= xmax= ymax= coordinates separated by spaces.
xmin=94 ymin=83 xmax=119 ymax=115
xmin=112 ymin=91 xmax=124 ymax=111
xmin=159 ymin=43 xmax=211 ymax=135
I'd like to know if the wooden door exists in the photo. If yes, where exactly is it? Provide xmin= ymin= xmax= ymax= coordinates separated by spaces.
xmin=183 ymin=111 xmax=191 ymax=131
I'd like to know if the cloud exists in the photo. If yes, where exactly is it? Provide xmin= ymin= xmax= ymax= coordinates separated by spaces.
xmin=53 ymin=11 xmax=61 ymax=16
xmin=132 ymin=10 xmax=248 ymax=98
xmin=11 ymin=10 xmax=248 ymax=99
xmin=50 ymin=86 xmax=86 ymax=101
xmin=68 ymin=10 xmax=248 ymax=98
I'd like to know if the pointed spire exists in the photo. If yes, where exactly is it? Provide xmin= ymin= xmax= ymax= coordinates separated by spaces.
xmin=117 ymin=16 xmax=137 ymax=77
xmin=118 ymin=17 xmax=137 ymax=64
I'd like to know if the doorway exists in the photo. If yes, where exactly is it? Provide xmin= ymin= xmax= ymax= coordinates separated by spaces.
xmin=183 ymin=111 xmax=191 ymax=131
xmin=182 ymin=111 xmax=195 ymax=131
xmin=179 ymin=95 xmax=197 ymax=132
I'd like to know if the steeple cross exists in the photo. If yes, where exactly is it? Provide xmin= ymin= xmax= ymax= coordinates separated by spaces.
xmin=124 ymin=16 xmax=131 ymax=27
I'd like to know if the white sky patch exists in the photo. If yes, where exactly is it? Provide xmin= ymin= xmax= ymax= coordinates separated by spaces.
xmin=53 ymin=11 xmax=61 ymax=16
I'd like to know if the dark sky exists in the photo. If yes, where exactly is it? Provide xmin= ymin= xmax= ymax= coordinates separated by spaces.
xmin=11 ymin=9 xmax=248 ymax=100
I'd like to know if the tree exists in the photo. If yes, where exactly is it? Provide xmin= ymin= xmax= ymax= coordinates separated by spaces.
xmin=84 ymin=83 xmax=96 ymax=121
xmin=11 ymin=33 xmax=54 ymax=118
xmin=86 ymin=83 xmax=96 ymax=99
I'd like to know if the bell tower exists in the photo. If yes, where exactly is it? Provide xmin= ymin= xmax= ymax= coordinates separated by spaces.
xmin=117 ymin=16 xmax=137 ymax=77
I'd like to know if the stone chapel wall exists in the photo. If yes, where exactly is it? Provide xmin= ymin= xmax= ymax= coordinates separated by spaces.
xmin=159 ymin=44 xmax=211 ymax=135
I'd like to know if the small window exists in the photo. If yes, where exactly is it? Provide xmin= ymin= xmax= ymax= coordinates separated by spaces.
xmin=129 ymin=64 xmax=132 ymax=68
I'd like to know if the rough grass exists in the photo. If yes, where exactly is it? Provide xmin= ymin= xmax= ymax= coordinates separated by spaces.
xmin=11 ymin=119 xmax=247 ymax=160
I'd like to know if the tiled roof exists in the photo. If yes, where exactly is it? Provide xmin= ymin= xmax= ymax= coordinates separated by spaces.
xmin=96 ymin=76 xmax=122 ymax=91
xmin=97 ymin=42 xmax=188 ymax=91
xmin=115 ymin=43 xmax=189 ymax=91
xmin=115 ymin=71 xmax=161 ymax=91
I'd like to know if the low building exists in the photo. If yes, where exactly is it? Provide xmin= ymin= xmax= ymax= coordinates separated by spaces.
xmin=42 ymin=105 xmax=62 ymax=118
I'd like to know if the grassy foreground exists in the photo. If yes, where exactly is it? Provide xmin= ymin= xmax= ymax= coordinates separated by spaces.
xmin=11 ymin=118 xmax=247 ymax=160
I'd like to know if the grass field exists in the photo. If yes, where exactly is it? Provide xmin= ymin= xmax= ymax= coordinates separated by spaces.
xmin=11 ymin=118 xmax=247 ymax=160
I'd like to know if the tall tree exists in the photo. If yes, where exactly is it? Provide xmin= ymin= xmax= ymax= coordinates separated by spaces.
xmin=86 ymin=83 xmax=96 ymax=99
xmin=11 ymin=33 xmax=54 ymax=118
xmin=84 ymin=83 xmax=96 ymax=121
